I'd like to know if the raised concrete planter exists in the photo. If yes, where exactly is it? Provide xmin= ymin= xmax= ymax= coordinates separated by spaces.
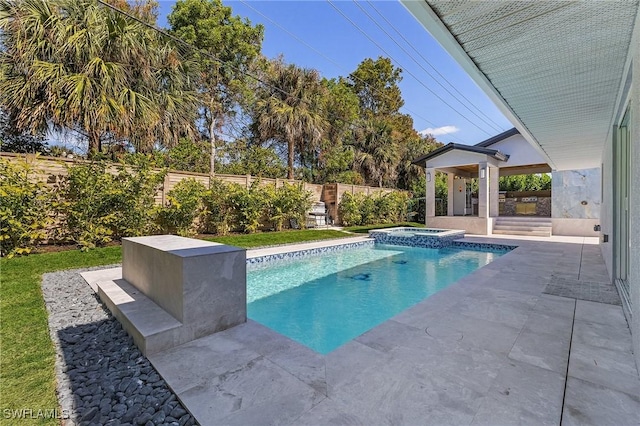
xmin=82 ymin=235 xmax=246 ymax=355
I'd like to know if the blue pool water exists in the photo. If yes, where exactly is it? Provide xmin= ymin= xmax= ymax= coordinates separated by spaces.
xmin=247 ymin=244 xmax=504 ymax=354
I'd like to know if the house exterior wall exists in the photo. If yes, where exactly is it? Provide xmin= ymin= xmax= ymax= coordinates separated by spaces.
xmin=551 ymin=168 xmax=601 ymax=219
xmin=425 ymin=216 xmax=489 ymax=235
xmin=425 ymin=150 xmax=500 ymax=169
xmin=485 ymin=134 xmax=547 ymax=167
xmin=601 ymin=141 xmax=614 ymax=281
xmin=601 ymin=9 xmax=640 ymax=371
xmin=628 ymin=13 xmax=640 ymax=370
xmin=550 ymin=168 xmax=601 ymax=237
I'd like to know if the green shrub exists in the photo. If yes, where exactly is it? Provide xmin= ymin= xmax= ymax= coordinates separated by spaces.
xmin=360 ymin=194 xmax=376 ymax=225
xmin=55 ymin=161 xmax=162 ymax=249
xmin=377 ymin=191 xmax=410 ymax=223
xmin=374 ymin=193 xmax=394 ymax=223
xmin=0 ymin=159 xmax=51 ymax=257
xmin=230 ymin=181 xmax=271 ymax=234
xmin=155 ymin=178 xmax=207 ymax=236
xmin=270 ymin=183 xmax=313 ymax=231
xmin=338 ymin=192 xmax=362 ymax=227
xmin=110 ymin=161 xmax=164 ymax=238
xmin=203 ymin=179 xmax=242 ymax=235
xmin=54 ymin=162 xmax=116 ymax=249
xmin=338 ymin=190 xmax=409 ymax=226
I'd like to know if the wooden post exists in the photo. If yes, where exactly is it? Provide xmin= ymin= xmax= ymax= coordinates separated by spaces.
xmin=162 ymin=173 xmax=171 ymax=205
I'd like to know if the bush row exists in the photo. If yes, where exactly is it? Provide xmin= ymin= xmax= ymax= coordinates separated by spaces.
xmin=0 ymin=159 xmax=313 ymax=257
xmin=338 ymin=191 xmax=410 ymax=227
xmin=159 ymin=178 xmax=313 ymax=237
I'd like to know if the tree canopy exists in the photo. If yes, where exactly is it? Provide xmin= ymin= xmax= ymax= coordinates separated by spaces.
xmin=168 ymin=0 xmax=263 ymax=176
xmin=0 ymin=0 xmax=199 ymax=155
xmin=0 ymin=0 xmax=451 ymax=191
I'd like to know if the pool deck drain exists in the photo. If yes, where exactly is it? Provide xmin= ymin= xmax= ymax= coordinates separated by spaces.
xmin=143 ymin=236 xmax=640 ymax=425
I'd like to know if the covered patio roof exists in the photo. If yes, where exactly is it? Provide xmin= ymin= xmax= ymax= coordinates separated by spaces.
xmin=402 ymin=0 xmax=639 ymax=171
xmin=413 ymin=127 xmax=551 ymax=177
xmin=412 ymin=142 xmax=509 ymax=164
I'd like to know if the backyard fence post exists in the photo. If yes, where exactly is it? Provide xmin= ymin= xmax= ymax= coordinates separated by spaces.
xmin=162 ymin=173 xmax=171 ymax=205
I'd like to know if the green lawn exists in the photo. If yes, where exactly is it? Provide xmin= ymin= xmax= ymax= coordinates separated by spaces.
xmin=344 ymin=222 xmax=425 ymax=234
xmin=0 ymin=228 xmax=353 ymax=423
xmin=0 ymin=246 xmax=122 ymax=425
xmin=204 ymin=229 xmax=351 ymax=248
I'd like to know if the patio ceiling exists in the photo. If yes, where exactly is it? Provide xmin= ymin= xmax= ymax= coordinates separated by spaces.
xmin=402 ymin=0 xmax=639 ymax=171
xmin=446 ymin=163 xmax=551 ymax=178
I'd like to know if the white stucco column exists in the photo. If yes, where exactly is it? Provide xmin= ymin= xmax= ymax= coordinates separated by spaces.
xmin=478 ymin=162 xmax=489 ymax=218
xmin=447 ymin=173 xmax=455 ymax=216
xmin=425 ymin=167 xmax=436 ymax=220
xmin=489 ymin=166 xmax=499 ymax=217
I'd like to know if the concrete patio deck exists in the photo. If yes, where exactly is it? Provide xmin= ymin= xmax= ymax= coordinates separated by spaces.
xmin=147 ymin=236 xmax=640 ymax=425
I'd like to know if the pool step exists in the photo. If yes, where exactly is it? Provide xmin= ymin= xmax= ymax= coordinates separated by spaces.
xmin=493 ymin=217 xmax=552 ymax=237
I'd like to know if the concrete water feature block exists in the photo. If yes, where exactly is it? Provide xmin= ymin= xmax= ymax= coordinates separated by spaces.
xmin=122 ymin=235 xmax=246 ymax=329
xmin=82 ymin=235 xmax=246 ymax=356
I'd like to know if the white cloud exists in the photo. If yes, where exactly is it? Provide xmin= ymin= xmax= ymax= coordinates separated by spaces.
xmin=418 ymin=125 xmax=460 ymax=137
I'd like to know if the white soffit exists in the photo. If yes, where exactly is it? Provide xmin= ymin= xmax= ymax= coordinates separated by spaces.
xmin=403 ymin=0 xmax=639 ymax=171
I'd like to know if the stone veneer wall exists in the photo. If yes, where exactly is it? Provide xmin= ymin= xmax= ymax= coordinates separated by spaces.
xmin=501 ymin=197 xmax=551 ymax=217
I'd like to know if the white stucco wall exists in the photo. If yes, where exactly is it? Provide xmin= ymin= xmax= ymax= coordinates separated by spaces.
xmin=486 ymin=134 xmax=548 ymax=167
xmin=601 ymin=8 xmax=640 ymax=372
xmin=628 ymin=11 xmax=640 ymax=371
xmin=600 ymin=146 xmax=614 ymax=280
xmin=425 ymin=150 xmax=500 ymax=169
xmin=426 ymin=216 xmax=489 ymax=235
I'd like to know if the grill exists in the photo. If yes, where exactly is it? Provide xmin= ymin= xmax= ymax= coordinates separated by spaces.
xmin=307 ymin=202 xmax=328 ymax=227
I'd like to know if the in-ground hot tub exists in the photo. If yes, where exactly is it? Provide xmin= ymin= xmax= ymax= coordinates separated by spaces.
xmin=369 ymin=227 xmax=465 ymax=248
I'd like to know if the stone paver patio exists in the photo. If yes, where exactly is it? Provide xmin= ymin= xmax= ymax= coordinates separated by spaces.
xmin=146 ymin=236 xmax=640 ymax=425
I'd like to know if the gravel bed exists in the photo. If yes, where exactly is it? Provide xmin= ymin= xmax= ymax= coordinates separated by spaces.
xmin=42 ymin=266 xmax=197 ymax=426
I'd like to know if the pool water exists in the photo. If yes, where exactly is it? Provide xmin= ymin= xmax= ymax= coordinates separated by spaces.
xmin=247 ymin=244 xmax=503 ymax=354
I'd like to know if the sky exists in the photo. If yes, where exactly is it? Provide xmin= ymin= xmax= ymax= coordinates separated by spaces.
xmin=154 ymin=0 xmax=513 ymax=146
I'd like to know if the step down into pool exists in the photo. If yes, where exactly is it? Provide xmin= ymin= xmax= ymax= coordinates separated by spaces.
xmin=492 ymin=216 xmax=552 ymax=237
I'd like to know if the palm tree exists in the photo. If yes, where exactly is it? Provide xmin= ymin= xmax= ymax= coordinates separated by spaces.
xmin=0 ymin=0 xmax=197 ymax=156
xmin=253 ymin=59 xmax=327 ymax=180
xmin=352 ymin=119 xmax=400 ymax=187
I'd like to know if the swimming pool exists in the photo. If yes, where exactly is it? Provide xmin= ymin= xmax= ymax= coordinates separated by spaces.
xmin=247 ymin=243 xmax=506 ymax=354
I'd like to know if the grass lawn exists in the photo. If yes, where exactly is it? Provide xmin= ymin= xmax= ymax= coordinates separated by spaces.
xmin=0 ymin=228 xmax=353 ymax=422
xmin=204 ymin=229 xmax=351 ymax=248
xmin=0 ymin=246 xmax=122 ymax=425
xmin=344 ymin=222 xmax=425 ymax=234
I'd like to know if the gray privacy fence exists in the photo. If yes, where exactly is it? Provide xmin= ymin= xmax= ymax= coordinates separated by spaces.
xmin=1 ymin=153 xmax=406 ymax=225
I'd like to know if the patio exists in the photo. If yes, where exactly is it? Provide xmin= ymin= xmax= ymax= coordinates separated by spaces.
xmin=143 ymin=236 xmax=640 ymax=425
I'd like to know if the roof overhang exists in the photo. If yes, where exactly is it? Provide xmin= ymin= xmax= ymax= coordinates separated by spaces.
xmin=412 ymin=142 xmax=509 ymax=165
xmin=402 ymin=0 xmax=639 ymax=171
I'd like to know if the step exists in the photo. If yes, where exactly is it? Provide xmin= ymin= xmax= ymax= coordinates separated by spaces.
xmin=493 ymin=225 xmax=552 ymax=232
xmin=495 ymin=217 xmax=551 ymax=224
xmin=494 ymin=221 xmax=552 ymax=228
xmin=493 ymin=222 xmax=551 ymax=228
xmin=91 ymin=273 xmax=185 ymax=356
xmin=492 ymin=229 xmax=551 ymax=237
xmin=495 ymin=217 xmax=551 ymax=223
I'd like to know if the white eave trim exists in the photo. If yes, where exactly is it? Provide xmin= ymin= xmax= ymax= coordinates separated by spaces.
xmin=401 ymin=0 xmax=558 ymax=170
